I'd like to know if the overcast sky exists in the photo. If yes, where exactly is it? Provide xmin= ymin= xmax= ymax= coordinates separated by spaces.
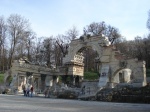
xmin=0 ymin=0 xmax=149 ymax=40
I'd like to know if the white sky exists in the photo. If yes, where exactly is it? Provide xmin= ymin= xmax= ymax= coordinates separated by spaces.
xmin=0 ymin=0 xmax=150 ymax=40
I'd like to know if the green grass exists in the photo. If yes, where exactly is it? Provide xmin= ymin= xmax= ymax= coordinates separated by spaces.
xmin=0 ymin=73 xmax=4 ymax=83
xmin=84 ymin=71 xmax=99 ymax=80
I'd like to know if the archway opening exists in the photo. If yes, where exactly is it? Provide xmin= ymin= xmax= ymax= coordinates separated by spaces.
xmin=61 ymin=45 xmax=101 ymax=87
xmin=5 ymin=75 xmax=13 ymax=86
xmin=76 ymin=46 xmax=100 ymax=80
xmin=77 ymin=46 xmax=99 ymax=72
xmin=113 ymin=68 xmax=132 ymax=86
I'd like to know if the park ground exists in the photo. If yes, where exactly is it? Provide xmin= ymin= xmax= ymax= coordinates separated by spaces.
xmin=0 ymin=94 xmax=150 ymax=112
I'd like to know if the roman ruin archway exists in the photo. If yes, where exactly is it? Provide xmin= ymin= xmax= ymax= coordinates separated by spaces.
xmin=62 ymin=35 xmax=147 ymax=88
xmin=61 ymin=35 xmax=111 ymax=86
xmin=63 ymin=35 xmax=110 ymax=64
xmin=5 ymin=35 xmax=147 ymax=93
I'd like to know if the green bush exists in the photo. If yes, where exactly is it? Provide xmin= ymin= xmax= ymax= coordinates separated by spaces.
xmin=84 ymin=71 xmax=99 ymax=80
xmin=0 ymin=73 xmax=4 ymax=83
xmin=57 ymin=90 xmax=78 ymax=99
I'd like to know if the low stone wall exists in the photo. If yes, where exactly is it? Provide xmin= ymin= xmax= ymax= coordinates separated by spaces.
xmin=81 ymin=80 xmax=99 ymax=95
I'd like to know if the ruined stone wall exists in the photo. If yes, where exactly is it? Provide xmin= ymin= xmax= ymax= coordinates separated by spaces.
xmin=99 ymin=46 xmax=147 ymax=88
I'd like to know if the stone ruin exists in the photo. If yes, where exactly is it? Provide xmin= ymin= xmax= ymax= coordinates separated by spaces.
xmin=61 ymin=34 xmax=147 ymax=89
xmin=3 ymin=34 xmax=147 ymax=98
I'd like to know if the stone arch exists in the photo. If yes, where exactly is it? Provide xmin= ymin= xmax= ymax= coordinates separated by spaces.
xmin=62 ymin=35 xmax=145 ymax=88
xmin=111 ymin=60 xmax=145 ymax=80
xmin=98 ymin=58 xmax=146 ymax=88
xmin=72 ymin=43 xmax=103 ymax=58
xmin=63 ymin=35 xmax=110 ymax=64
xmin=111 ymin=68 xmax=132 ymax=84
xmin=62 ymin=35 xmax=110 ymax=86
xmin=4 ymin=70 xmax=12 ymax=86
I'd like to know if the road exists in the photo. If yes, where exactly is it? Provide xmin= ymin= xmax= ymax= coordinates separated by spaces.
xmin=0 ymin=94 xmax=150 ymax=112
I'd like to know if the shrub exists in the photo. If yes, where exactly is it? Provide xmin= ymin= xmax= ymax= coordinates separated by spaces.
xmin=57 ymin=90 xmax=78 ymax=99
xmin=84 ymin=71 xmax=99 ymax=80
xmin=0 ymin=73 xmax=4 ymax=84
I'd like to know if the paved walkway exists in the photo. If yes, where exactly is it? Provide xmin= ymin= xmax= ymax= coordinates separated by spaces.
xmin=0 ymin=94 xmax=150 ymax=112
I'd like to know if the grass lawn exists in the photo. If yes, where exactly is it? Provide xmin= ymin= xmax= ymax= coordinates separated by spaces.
xmin=0 ymin=73 xmax=4 ymax=84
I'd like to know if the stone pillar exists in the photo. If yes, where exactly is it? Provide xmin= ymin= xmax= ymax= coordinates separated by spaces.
xmin=45 ymin=75 xmax=53 ymax=87
xmin=24 ymin=76 xmax=26 ymax=85
xmin=142 ymin=61 xmax=147 ymax=86
xmin=56 ymin=76 xmax=59 ymax=83
xmin=17 ymin=75 xmax=19 ymax=92
xmin=32 ymin=74 xmax=40 ymax=92
xmin=38 ymin=78 xmax=41 ymax=91
xmin=18 ymin=74 xmax=27 ymax=93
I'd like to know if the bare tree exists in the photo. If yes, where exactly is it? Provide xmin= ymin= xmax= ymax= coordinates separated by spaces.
xmin=55 ymin=34 xmax=69 ymax=57
xmin=7 ymin=14 xmax=30 ymax=67
xmin=54 ymin=42 xmax=63 ymax=67
xmin=0 ymin=16 xmax=6 ymax=51
xmin=133 ymin=36 xmax=144 ymax=60
xmin=83 ymin=22 xmax=106 ymax=35
xmin=114 ymin=34 xmax=150 ymax=68
xmin=42 ymin=36 xmax=55 ymax=67
xmin=32 ymin=37 xmax=44 ymax=64
xmin=83 ymin=22 xmax=121 ymax=44
xmin=24 ymin=31 xmax=36 ymax=61
xmin=65 ymin=26 xmax=79 ymax=41
xmin=142 ymin=36 xmax=150 ymax=68
xmin=0 ymin=16 xmax=7 ymax=72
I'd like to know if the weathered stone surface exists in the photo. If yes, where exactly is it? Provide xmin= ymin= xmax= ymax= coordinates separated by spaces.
xmin=4 ymin=59 xmax=60 ymax=93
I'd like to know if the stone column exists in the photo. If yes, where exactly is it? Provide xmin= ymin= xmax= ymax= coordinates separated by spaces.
xmin=24 ymin=76 xmax=26 ymax=85
xmin=45 ymin=75 xmax=53 ymax=87
xmin=142 ymin=61 xmax=147 ymax=86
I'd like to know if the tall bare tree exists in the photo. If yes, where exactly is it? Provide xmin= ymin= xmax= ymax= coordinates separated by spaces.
xmin=7 ymin=14 xmax=30 ymax=67
xmin=0 ymin=16 xmax=7 ymax=71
